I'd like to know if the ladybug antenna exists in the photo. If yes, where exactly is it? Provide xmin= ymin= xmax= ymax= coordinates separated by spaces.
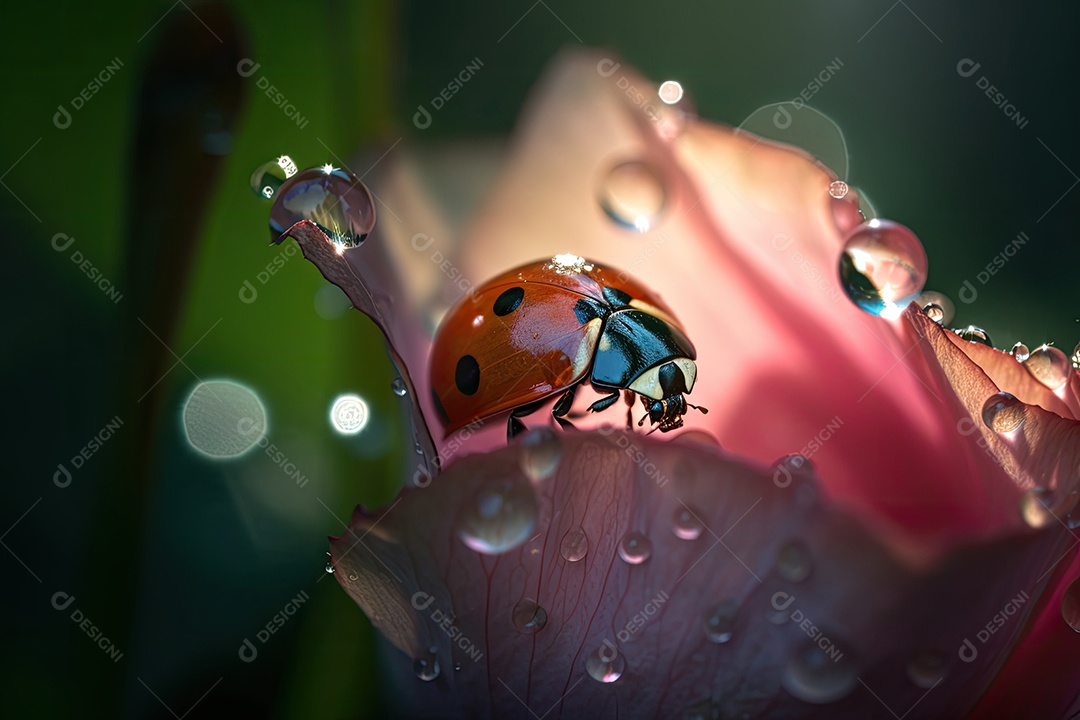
xmin=637 ymin=412 xmax=648 ymax=427
xmin=687 ymin=402 xmax=709 ymax=415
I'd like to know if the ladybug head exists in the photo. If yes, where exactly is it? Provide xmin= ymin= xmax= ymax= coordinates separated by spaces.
xmin=634 ymin=360 xmax=708 ymax=433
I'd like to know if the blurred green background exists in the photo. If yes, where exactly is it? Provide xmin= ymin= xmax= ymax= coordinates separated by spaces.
xmin=2 ymin=1 xmax=1076 ymax=718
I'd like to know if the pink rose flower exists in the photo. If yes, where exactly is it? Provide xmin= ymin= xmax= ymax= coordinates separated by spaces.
xmin=271 ymin=52 xmax=1080 ymax=719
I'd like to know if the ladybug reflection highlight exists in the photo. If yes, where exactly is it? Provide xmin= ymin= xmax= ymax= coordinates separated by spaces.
xmin=430 ymin=254 xmax=706 ymax=440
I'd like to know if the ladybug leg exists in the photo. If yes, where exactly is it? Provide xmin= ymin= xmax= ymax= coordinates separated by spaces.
xmin=507 ymin=398 xmax=548 ymax=441
xmin=550 ymin=386 xmax=584 ymax=432
xmin=623 ymin=390 xmax=635 ymax=429
xmin=587 ymin=391 xmax=621 ymax=415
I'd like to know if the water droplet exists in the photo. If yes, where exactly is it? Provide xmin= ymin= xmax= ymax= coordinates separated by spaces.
xmin=618 ymin=532 xmax=653 ymax=564
xmin=770 ymin=454 xmax=819 ymax=506
xmin=915 ymin=291 xmax=955 ymax=326
xmin=981 ymin=392 xmax=1026 ymax=433
xmin=906 ymin=648 xmax=948 ymax=688
xmin=1020 ymin=487 xmax=1055 ymax=528
xmin=269 ymin=165 xmax=376 ymax=245
xmin=511 ymin=599 xmax=548 ymax=634
xmin=702 ymin=598 xmax=738 ymax=643
xmin=414 ymin=648 xmax=440 ymax=681
xmin=1023 ymin=345 xmax=1072 ymax=390
xmin=391 ymin=377 xmax=408 ymax=397
xmin=598 ymin=160 xmax=667 ymax=232
xmin=250 ymin=155 xmax=298 ymax=200
xmin=781 ymin=638 xmax=858 ymax=704
xmin=954 ymin=325 xmax=993 ymax=347
xmin=838 ymin=219 xmax=928 ymax=318
xmin=560 ymin=526 xmax=589 ymax=562
xmin=776 ymin=540 xmax=812 ymax=583
xmin=518 ymin=428 xmax=562 ymax=482
xmin=828 ymin=180 xmax=849 ymax=199
xmin=585 ymin=644 xmax=625 ymax=683
xmin=456 ymin=477 xmax=538 ymax=554
xmin=1010 ymin=342 xmax=1031 ymax=363
xmin=324 ymin=562 xmax=335 ymax=574
xmin=453 ymin=661 xmax=463 ymax=672
xmin=658 ymin=80 xmax=684 ymax=104
xmin=1062 ymin=577 xmax=1080 ymax=632
xmin=673 ymin=505 xmax=705 ymax=540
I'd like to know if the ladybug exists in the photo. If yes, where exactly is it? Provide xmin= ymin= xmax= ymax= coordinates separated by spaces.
xmin=430 ymin=253 xmax=706 ymax=440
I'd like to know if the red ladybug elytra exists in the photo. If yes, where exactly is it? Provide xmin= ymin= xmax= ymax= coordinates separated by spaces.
xmin=430 ymin=254 xmax=706 ymax=439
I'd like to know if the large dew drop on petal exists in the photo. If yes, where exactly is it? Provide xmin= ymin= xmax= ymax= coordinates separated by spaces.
xmin=838 ymin=219 xmax=927 ymax=318
xmin=269 ymin=165 xmax=376 ymax=246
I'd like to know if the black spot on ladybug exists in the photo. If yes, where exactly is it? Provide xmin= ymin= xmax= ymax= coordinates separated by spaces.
xmin=574 ymin=298 xmax=605 ymax=324
xmin=455 ymin=354 xmax=481 ymax=395
xmin=602 ymin=286 xmax=632 ymax=307
xmin=493 ymin=286 xmax=525 ymax=316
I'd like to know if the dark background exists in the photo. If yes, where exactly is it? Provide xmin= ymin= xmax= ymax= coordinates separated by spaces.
xmin=2 ymin=1 xmax=1076 ymax=717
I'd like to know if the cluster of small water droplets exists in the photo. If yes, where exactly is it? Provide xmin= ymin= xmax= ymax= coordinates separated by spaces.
xmin=618 ymin=532 xmax=653 ymax=564
xmin=838 ymin=219 xmax=928 ymax=318
xmin=906 ymin=648 xmax=948 ymax=688
xmin=981 ymin=392 xmax=1026 ymax=433
xmin=598 ymin=160 xmax=667 ymax=233
xmin=518 ymin=428 xmax=563 ymax=482
xmin=511 ymin=599 xmax=548 ymax=634
xmin=560 ymin=526 xmax=589 ymax=562
xmin=953 ymin=325 xmax=993 ymax=347
xmin=414 ymin=647 xmax=440 ymax=681
xmin=1023 ymin=345 xmax=1072 ymax=390
xmin=456 ymin=476 xmax=538 ymax=554
xmin=1010 ymin=342 xmax=1031 ymax=363
xmin=585 ymin=645 xmax=625 ymax=683
xmin=702 ymin=598 xmax=738 ymax=643
xmin=776 ymin=540 xmax=813 ymax=583
xmin=781 ymin=638 xmax=858 ymax=704
xmin=673 ymin=505 xmax=705 ymax=540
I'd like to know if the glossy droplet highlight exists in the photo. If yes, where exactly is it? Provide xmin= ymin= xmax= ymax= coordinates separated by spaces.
xmin=511 ymin=599 xmax=548 ymax=634
xmin=828 ymin=180 xmax=848 ymax=199
xmin=585 ymin=645 xmax=625 ymax=683
xmin=1010 ymin=342 xmax=1031 ymax=363
xmin=838 ymin=219 xmax=928 ymax=318
xmin=955 ymin=325 xmax=993 ymax=347
xmin=1020 ymin=487 xmax=1055 ymax=528
xmin=598 ymin=160 xmax=667 ymax=232
xmin=981 ymin=392 xmax=1026 ymax=433
xmin=250 ymin=155 xmax=298 ymax=200
xmin=673 ymin=505 xmax=705 ymax=540
xmin=457 ymin=477 xmax=538 ymax=554
xmin=324 ymin=562 xmax=335 ymax=574
xmin=1023 ymin=345 xmax=1072 ymax=390
xmin=560 ymin=526 xmax=589 ymax=562
xmin=702 ymin=599 xmax=738 ymax=643
xmin=269 ymin=165 xmax=376 ymax=246
xmin=414 ymin=648 xmax=440 ymax=681
xmin=776 ymin=540 xmax=813 ymax=583
xmin=391 ymin=377 xmax=408 ymax=397
xmin=782 ymin=639 xmax=858 ymax=704
xmin=518 ymin=428 xmax=563 ymax=481
xmin=618 ymin=532 xmax=653 ymax=564
xmin=1071 ymin=341 xmax=1080 ymax=370
xmin=1062 ymin=577 xmax=1080 ymax=632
